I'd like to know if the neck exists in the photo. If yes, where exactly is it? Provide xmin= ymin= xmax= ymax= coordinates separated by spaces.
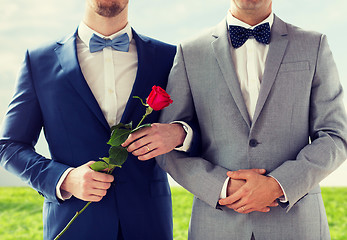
xmin=230 ymin=3 xmax=272 ymax=26
xmin=83 ymin=4 xmax=128 ymax=36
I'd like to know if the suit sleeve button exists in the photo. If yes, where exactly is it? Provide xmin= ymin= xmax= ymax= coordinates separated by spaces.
xmin=249 ymin=139 xmax=258 ymax=147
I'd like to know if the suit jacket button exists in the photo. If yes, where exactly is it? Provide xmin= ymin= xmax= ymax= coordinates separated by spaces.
xmin=249 ymin=139 xmax=258 ymax=147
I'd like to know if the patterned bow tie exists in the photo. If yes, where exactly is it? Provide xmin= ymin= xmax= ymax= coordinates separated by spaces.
xmin=229 ymin=22 xmax=271 ymax=48
xmin=89 ymin=33 xmax=130 ymax=53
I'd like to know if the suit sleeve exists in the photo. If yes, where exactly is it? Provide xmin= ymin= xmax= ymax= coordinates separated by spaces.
xmin=269 ymin=35 xmax=347 ymax=211
xmin=157 ymin=45 xmax=229 ymax=208
xmin=0 ymin=51 xmax=70 ymax=203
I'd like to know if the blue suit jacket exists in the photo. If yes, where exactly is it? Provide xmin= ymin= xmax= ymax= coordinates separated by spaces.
xmin=0 ymin=29 xmax=176 ymax=240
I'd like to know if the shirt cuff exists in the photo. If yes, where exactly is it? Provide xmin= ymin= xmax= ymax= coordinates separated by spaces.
xmin=219 ymin=177 xmax=230 ymax=199
xmin=268 ymin=175 xmax=288 ymax=203
xmin=56 ymin=168 xmax=74 ymax=201
xmin=171 ymin=121 xmax=193 ymax=152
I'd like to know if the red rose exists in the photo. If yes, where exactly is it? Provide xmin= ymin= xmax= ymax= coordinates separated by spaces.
xmin=146 ymin=86 xmax=173 ymax=111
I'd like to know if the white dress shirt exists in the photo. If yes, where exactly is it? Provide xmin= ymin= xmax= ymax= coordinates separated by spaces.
xmin=220 ymin=11 xmax=288 ymax=202
xmin=56 ymin=22 xmax=192 ymax=200
xmin=56 ymin=21 xmax=137 ymax=200
xmin=78 ymin=22 xmax=138 ymax=127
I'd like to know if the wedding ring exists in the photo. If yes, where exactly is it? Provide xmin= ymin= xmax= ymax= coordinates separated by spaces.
xmin=241 ymin=206 xmax=246 ymax=212
xmin=146 ymin=145 xmax=151 ymax=152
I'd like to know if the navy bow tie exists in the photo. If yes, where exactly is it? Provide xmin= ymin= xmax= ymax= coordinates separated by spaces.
xmin=89 ymin=33 xmax=130 ymax=53
xmin=229 ymin=23 xmax=271 ymax=48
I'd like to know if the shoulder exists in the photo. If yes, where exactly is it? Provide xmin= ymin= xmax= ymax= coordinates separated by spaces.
xmin=133 ymin=30 xmax=176 ymax=54
xmin=27 ymin=31 xmax=76 ymax=60
xmin=276 ymin=15 xmax=324 ymax=45
xmin=181 ymin=25 xmax=217 ymax=50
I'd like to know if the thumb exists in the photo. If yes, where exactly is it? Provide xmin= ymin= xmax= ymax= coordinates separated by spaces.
xmin=85 ymin=161 xmax=96 ymax=167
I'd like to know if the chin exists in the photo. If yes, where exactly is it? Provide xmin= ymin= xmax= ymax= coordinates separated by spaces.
xmin=93 ymin=0 xmax=129 ymax=18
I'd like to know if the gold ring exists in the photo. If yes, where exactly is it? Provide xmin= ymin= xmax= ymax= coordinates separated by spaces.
xmin=241 ymin=206 xmax=245 ymax=212
xmin=146 ymin=145 xmax=151 ymax=152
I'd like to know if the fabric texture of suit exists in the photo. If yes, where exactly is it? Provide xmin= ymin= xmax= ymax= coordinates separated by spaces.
xmin=0 ymin=28 xmax=176 ymax=240
xmin=157 ymin=15 xmax=347 ymax=240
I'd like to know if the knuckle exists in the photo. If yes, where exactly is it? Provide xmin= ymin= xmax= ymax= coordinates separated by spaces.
xmin=100 ymin=174 xmax=108 ymax=182
xmin=86 ymin=171 xmax=94 ymax=179
xmin=243 ymin=187 xmax=250 ymax=194
xmin=82 ymin=181 xmax=89 ymax=190
xmin=83 ymin=172 xmax=89 ymax=180
xmin=140 ymin=148 xmax=147 ymax=155
xmin=132 ymin=141 xmax=141 ymax=149
xmin=239 ymin=188 xmax=246 ymax=195
xmin=94 ymin=196 xmax=102 ymax=202
xmin=81 ymin=191 xmax=88 ymax=199
xmin=131 ymin=149 xmax=139 ymax=156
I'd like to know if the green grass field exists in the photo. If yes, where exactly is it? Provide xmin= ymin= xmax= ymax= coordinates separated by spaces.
xmin=0 ymin=187 xmax=346 ymax=240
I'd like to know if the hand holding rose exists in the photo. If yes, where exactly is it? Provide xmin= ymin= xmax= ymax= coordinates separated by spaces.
xmin=55 ymin=86 xmax=173 ymax=240
xmin=123 ymin=86 xmax=187 ymax=160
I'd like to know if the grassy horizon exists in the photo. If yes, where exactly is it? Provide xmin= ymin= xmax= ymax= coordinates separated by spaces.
xmin=0 ymin=186 xmax=346 ymax=239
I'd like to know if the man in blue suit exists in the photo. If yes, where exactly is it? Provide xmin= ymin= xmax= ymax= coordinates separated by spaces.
xmin=0 ymin=0 xmax=186 ymax=239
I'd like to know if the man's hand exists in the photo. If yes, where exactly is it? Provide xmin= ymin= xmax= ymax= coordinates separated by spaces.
xmin=121 ymin=123 xmax=186 ymax=161
xmin=219 ymin=169 xmax=282 ymax=214
xmin=61 ymin=161 xmax=114 ymax=202
xmin=226 ymin=169 xmax=266 ymax=196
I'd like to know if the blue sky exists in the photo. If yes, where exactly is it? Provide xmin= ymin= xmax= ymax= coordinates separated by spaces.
xmin=0 ymin=0 xmax=346 ymax=185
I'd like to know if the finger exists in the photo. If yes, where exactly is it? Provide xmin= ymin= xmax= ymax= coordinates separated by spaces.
xmin=227 ymin=169 xmax=265 ymax=179
xmin=122 ymin=128 xmax=149 ymax=147
xmin=218 ymin=191 xmax=242 ymax=206
xmin=235 ymin=205 xmax=248 ymax=214
xmin=126 ymin=137 xmax=148 ymax=152
xmin=227 ymin=197 xmax=247 ymax=211
xmin=90 ymin=188 xmax=107 ymax=197
xmin=91 ymin=171 xmax=114 ymax=183
xmin=224 ymin=204 xmax=271 ymax=214
xmin=137 ymin=149 xmax=161 ymax=161
xmin=79 ymin=185 xmax=107 ymax=202
xmin=91 ymin=181 xmax=112 ymax=190
xmin=87 ymin=194 xmax=104 ymax=202
xmin=131 ymin=143 xmax=154 ymax=157
xmin=227 ymin=170 xmax=254 ymax=180
xmin=242 ymin=207 xmax=270 ymax=214
xmin=268 ymin=201 xmax=279 ymax=207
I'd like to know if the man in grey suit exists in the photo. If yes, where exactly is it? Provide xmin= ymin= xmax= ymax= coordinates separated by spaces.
xmin=124 ymin=0 xmax=347 ymax=239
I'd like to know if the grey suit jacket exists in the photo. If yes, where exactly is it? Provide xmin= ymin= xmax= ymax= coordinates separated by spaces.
xmin=157 ymin=15 xmax=347 ymax=240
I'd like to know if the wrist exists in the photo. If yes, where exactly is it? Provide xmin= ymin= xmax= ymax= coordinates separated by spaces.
xmin=60 ymin=170 xmax=73 ymax=193
xmin=268 ymin=176 xmax=284 ymax=199
xmin=172 ymin=123 xmax=187 ymax=147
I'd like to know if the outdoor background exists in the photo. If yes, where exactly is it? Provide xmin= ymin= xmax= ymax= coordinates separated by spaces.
xmin=0 ymin=1 xmax=347 ymax=239
xmin=0 ymin=0 xmax=346 ymax=186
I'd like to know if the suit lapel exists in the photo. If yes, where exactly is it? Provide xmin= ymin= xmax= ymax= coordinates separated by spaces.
xmin=54 ymin=30 xmax=110 ymax=131
xmin=120 ymin=30 xmax=156 ymax=125
xmin=252 ymin=15 xmax=289 ymax=125
xmin=211 ymin=19 xmax=251 ymax=128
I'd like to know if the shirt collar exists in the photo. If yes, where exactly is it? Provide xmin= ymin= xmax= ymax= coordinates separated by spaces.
xmin=227 ymin=11 xmax=274 ymax=30
xmin=77 ymin=21 xmax=133 ymax=47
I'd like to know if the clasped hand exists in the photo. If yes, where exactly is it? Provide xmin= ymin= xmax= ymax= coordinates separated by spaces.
xmin=218 ymin=169 xmax=283 ymax=214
